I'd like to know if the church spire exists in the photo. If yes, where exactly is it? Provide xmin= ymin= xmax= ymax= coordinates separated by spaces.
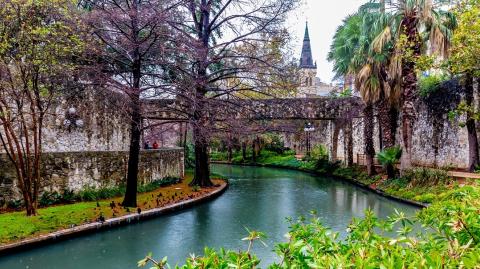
xmin=304 ymin=21 xmax=310 ymax=41
xmin=299 ymin=22 xmax=316 ymax=69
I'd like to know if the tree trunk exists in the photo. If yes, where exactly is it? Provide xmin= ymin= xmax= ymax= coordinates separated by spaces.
xmin=465 ymin=73 xmax=479 ymax=172
xmin=190 ymin=96 xmax=213 ymax=187
xmin=378 ymin=99 xmax=397 ymax=149
xmin=123 ymin=93 xmax=141 ymax=207
xmin=400 ymin=16 xmax=420 ymax=172
xmin=252 ymin=139 xmax=257 ymax=163
xmin=242 ymin=141 xmax=247 ymax=162
xmin=190 ymin=127 xmax=212 ymax=187
xmin=364 ymin=104 xmax=376 ymax=176
xmin=386 ymin=164 xmax=395 ymax=179
xmin=189 ymin=3 xmax=214 ymax=187
xmin=255 ymin=136 xmax=261 ymax=157
xmin=228 ymin=134 xmax=233 ymax=163
xmin=122 ymin=1 xmax=141 ymax=207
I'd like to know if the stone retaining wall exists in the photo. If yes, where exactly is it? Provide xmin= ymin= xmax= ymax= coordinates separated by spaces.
xmin=0 ymin=148 xmax=184 ymax=207
xmin=281 ymin=102 xmax=472 ymax=169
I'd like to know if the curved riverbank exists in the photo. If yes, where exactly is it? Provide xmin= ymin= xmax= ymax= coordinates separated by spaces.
xmin=0 ymin=180 xmax=228 ymax=255
xmin=0 ymin=164 xmax=419 ymax=269
xmin=211 ymin=161 xmax=427 ymax=208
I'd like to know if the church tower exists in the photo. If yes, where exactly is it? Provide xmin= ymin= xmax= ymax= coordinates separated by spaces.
xmin=298 ymin=22 xmax=317 ymax=97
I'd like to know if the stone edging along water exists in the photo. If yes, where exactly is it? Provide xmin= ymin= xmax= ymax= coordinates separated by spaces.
xmin=211 ymin=161 xmax=428 ymax=208
xmin=0 ymin=181 xmax=229 ymax=256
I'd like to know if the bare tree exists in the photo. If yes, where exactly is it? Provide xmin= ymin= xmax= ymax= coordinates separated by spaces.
xmin=165 ymin=0 xmax=299 ymax=186
xmin=84 ymin=0 xmax=175 ymax=207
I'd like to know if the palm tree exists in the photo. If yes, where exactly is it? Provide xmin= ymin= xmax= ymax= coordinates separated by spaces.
xmin=372 ymin=0 xmax=456 ymax=170
xmin=329 ymin=2 xmax=394 ymax=175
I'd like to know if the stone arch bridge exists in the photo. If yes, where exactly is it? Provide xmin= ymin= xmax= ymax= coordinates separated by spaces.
xmin=143 ymin=97 xmax=365 ymax=165
xmin=143 ymin=97 xmax=364 ymax=121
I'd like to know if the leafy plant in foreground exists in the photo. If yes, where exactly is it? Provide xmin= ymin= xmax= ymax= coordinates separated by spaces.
xmin=140 ymin=184 xmax=480 ymax=268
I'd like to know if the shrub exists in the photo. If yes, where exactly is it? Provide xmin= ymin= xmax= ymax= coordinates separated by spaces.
xmin=60 ymin=189 xmax=77 ymax=204
xmin=138 ymin=177 xmax=180 ymax=193
xmin=315 ymin=157 xmax=340 ymax=175
xmin=418 ymin=73 xmax=449 ymax=97
xmin=401 ymin=167 xmax=452 ymax=187
xmin=77 ymin=187 xmax=99 ymax=202
xmin=210 ymin=151 xmax=228 ymax=161
xmin=39 ymin=191 xmax=62 ymax=207
xmin=6 ymin=199 xmax=23 ymax=210
xmin=377 ymin=146 xmax=402 ymax=178
xmin=262 ymin=133 xmax=286 ymax=154
xmin=184 ymin=143 xmax=196 ymax=168
xmin=311 ymin=144 xmax=328 ymax=161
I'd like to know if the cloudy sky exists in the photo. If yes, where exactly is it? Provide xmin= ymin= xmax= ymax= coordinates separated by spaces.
xmin=288 ymin=0 xmax=366 ymax=83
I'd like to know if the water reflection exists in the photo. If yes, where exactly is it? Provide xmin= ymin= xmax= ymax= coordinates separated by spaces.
xmin=0 ymin=164 xmax=418 ymax=269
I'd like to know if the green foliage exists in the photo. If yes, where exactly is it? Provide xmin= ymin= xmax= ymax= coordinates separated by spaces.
xmin=377 ymin=146 xmax=402 ymax=167
xmin=378 ymin=170 xmax=455 ymax=204
xmin=184 ymin=143 xmax=196 ymax=169
xmin=141 ymin=184 xmax=480 ymax=268
xmin=310 ymin=144 xmax=329 ymax=161
xmin=449 ymin=0 xmax=480 ymax=77
xmin=191 ymin=185 xmax=201 ymax=192
xmin=6 ymin=199 xmax=23 ymax=210
xmin=401 ymin=167 xmax=452 ymax=187
xmin=262 ymin=133 xmax=286 ymax=154
xmin=449 ymin=100 xmax=480 ymax=128
xmin=312 ymin=148 xmax=341 ymax=175
xmin=418 ymin=73 xmax=450 ymax=97
xmin=210 ymin=151 xmax=228 ymax=162
xmin=338 ymin=88 xmax=353 ymax=98
xmin=37 ymin=177 xmax=181 ymax=207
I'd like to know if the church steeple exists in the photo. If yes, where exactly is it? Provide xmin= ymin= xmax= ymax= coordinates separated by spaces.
xmin=299 ymin=22 xmax=316 ymax=69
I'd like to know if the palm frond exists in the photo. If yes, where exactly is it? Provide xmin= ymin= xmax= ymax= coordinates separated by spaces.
xmin=372 ymin=26 xmax=392 ymax=52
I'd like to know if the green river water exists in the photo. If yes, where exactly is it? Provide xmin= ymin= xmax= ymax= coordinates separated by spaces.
xmin=0 ymin=164 xmax=418 ymax=269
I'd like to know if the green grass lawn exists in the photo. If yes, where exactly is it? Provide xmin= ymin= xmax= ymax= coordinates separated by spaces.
xmin=0 ymin=173 xmax=224 ymax=244
xmin=333 ymin=165 xmax=480 ymax=203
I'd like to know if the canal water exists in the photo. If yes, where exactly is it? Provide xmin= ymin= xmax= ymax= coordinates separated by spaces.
xmin=0 ymin=164 xmax=419 ymax=269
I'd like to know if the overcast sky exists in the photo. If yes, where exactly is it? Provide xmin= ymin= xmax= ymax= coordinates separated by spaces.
xmin=287 ymin=0 xmax=366 ymax=83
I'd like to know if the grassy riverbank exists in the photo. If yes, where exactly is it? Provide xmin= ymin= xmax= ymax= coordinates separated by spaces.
xmin=0 ymin=173 xmax=224 ymax=245
xmin=213 ymin=150 xmax=480 ymax=204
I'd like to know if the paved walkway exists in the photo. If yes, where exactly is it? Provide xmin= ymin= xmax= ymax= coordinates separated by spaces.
xmin=447 ymin=171 xmax=480 ymax=179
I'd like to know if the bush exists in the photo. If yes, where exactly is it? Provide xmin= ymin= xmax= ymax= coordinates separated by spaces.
xmin=138 ymin=177 xmax=180 ymax=193
xmin=315 ymin=157 xmax=340 ymax=175
xmin=210 ymin=151 xmax=228 ymax=161
xmin=36 ymin=177 xmax=182 ymax=207
xmin=401 ymin=167 xmax=452 ymax=187
xmin=377 ymin=146 xmax=402 ymax=166
xmin=61 ymin=189 xmax=77 ymax=204
xmin=418 ymin=73 xmax=449 ymax=97
xmin=184 ymin=143 xmax=195 ymax=168
xmin=39 ymin=189 xmax=78 ymax=207
xmin=39 ymin=191 xmax=62 ymax=207
xmin=6 ymin=199 xmax=23 ymax=210
xmin=377 ymin=146 xmax=402 ymax=178
xmin=262 ymin=133 xmax=286 ymax=154
xmin=311 ymin=144 xmax=328 ymax=161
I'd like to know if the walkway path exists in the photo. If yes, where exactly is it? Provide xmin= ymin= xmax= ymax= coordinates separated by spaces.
xmin=447 ymin=171 xmax=480 ymax=179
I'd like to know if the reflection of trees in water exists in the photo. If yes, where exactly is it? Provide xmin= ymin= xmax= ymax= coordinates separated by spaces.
xmin=214 ymin=164 xmax=417 ymax=221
